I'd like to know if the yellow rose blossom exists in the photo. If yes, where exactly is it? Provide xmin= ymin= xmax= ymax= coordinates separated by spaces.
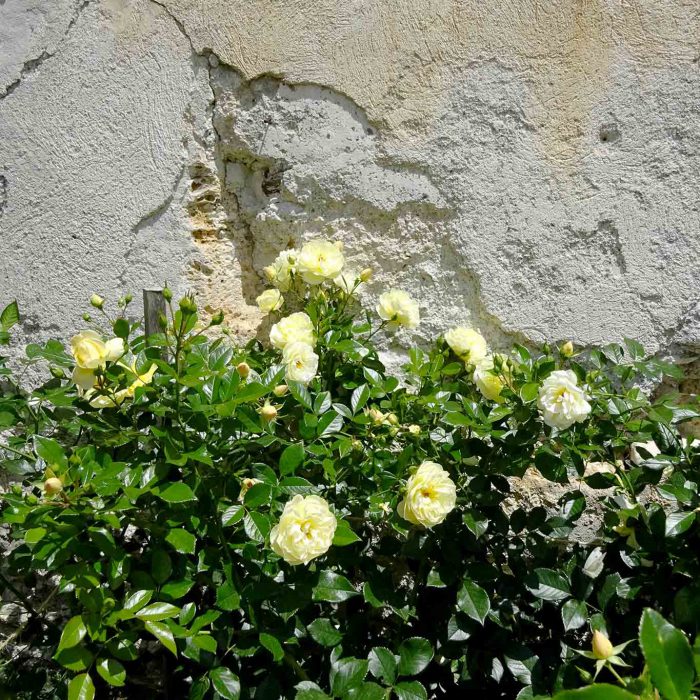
xmin=473 ymin=355 xmax=509 ymax=402
xmin=269 ymin=312 xmax=315 ymax=350
xmin=398 ymin=461 xmax=457 ymax=528
xmin=270 ymin=494 xmax=337 ymax=565
xmin=444 ymin=327 xmax=488 ymax=364
xmin=256 ymin=288 xmax=283 ymax=313
xmin=283 ymin=342 xmax=319 ymax=384
xmin=376 ymin=289 xmax=420 ymax=329
xmin=265 ymin=248 xmax=298 ymax=291
xmin=70 ymin=330 xmax=124 ymax=370
xmin=87 ymin=362 xmax=157 ymax=408
xmin=297 ymin=240 xmax=345 ymax=285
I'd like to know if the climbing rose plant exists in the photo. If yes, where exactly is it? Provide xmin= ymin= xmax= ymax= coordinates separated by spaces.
xmin=0 ymin=239 xmax=699 ymax=700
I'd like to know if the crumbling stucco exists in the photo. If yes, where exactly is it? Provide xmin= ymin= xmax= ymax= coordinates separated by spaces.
xmin=0 ymin=0 xmax=699 ymax=363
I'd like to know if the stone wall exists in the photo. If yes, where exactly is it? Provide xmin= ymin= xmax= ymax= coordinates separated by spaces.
xmin=1 ymin=0 xmax=699 ymax=364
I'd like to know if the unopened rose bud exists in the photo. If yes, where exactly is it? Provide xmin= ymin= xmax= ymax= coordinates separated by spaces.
xmin=44 ymin=477 xmax=63 ymax=495
xmin=236 ymin=362 xmax=250 ymax=379
xmin=158 ymin=313 xmax=168 ymax=330
xmin=260 ymin=402 xmax=278 ymax=423
xmin=263 ymin=265 xmax=275 ymax=282
xmin=273 ymin=384 xmax=289 ymax=397
xmin=334 ymin=241 xmax=344 ymax=251
xmin=561 ymin=341 xmax=574 ymax=358
xmin=50 ymin=366 xmax=65 ymax=379
xmin=123 ymin=293 xmax=133 ymax=304
xmin=210 ymin=309 xmax=224 ymax=326
xmin=82 ymin=313 xmax=92 ymax=322
xmin=90 ymin=294 xmax=104 ymax=309
xmin=591 ymin=630 xmax=614 ymax=660
xmin=179 ymin=295 xmax=197 ymax=314
xmin=368 ymin=408 xmax=386 ymax=425
xmin=389 ymin=426 xmax=399 ymax=437
xmin=407 ymin=424 xmax=421 ymax=435
xmin=387 ymin=413 xmax=399 ymax=426
xmin=162 ymin=287 xmax=173 ymax=302
xmin=359 ymin=268 xmax=373 ymax=282
xmin=352 ymin=439 xmax=363 ymax=452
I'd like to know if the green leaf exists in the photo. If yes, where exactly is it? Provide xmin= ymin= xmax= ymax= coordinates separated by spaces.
xmin=307 ymin=618 xmax=343 ymax=647
xmin=216 ymin=580 xmax=240 ymax=611
xmin=0 ymin=300 xmax=19 ymax=330
xmin=317 ymin=411 xmax=343 ymax=437
xmin=157 ymin=482 xmax=196 ymax=503
xmin=397 ymin=637 xmax=433 ymax=676
xmin=394 ymin=681 xmax=428 ymax=700
xmin=209 ymin=667 xmax=241 ymax=700
xmin=166 ymin=529 xmax=197 ymax=555
xmin=351 ymin=384 xmax=370 ymax=414
xmin=144 ymin=621 xmax=177 ymax=656
xmin=123 ymin=589 xmax=153 ymax=614
xmin=222 ymin=504 xmax=245 ymax=526
xmin=280 ymin=443 xmax=305 ymax=476
xmin=295 ymin=681 xmax=331 ymax=699
xmin=67 ymin=673 xmax=95 ymax=700
xmin=347 ymin=683 xmax=385 ymax=700
xmin=562 ymin=599 xmax=587 ymax=631
xmin=135 ymin=603 xmax=180 ymax=621
xmin=639 ymin=608 xmax=694 ymax=700
xmin=330 ymin=657 xmax=369 ymax=696
xmin=244 ymin=511 xmax=270 ymax=543
xmin=259 ymin=632 xmax=284 ymax=661
xmin=57 ymin=616 xmax=87 ymax=653
xmin=34 ymin=435 xmax=67 ymax=468
xmin=288 ymin=382 xmax=313 ymax=410
xmin=332 ymin=519 xmax=360 ymax=546
xmin=113 ymin=318 xmax=130 ymax=339
xmin=368 ymin=646 xmax=397 ymax=684
xmin=312 ymin=571 xmax=359 ymax=602
xmin=457 ymin=580 xmax=490 ymax=625
xmin=24 ymin=527 xmax=47 ymax=545
xmin=96 ymin=658 xmax=126 ymax=687
xmin=665 ymin=511 xmax=696 ymax=537
xmin=519 ymin=382 xmax=540 ymax=403
xmin=526 ymin=569 xmax=571 ymax=601
xmin=552 ymin=686 xmax=637 ymax=700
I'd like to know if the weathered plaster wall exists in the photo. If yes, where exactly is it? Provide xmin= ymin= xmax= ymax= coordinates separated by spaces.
xmin=1 ymin=0 xmax=699 ymax=362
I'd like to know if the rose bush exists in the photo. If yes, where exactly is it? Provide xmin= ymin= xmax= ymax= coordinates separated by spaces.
xmin=0 ymin=239 xmax=698 ymax=700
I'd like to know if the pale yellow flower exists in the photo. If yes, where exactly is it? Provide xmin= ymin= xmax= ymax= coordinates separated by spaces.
xmin=283 ymin=342 xmax=319 ymax=384
xmin=270 ymin=312 xmax=315 ymax=350
xmin=333 ymin=271 xmax=359 ymax=294
xmin=473 ymin=355 xmax=508 ymax=402
xmin=398 ymin=461 xmax=457 ymax=528
xmin=444 ymin=327 xmax=488 ymax=364
xmin=88 ymin=362 xmax=157 ymax=408
xmin=70 ymin=330 xmax=124 ymax=370
xmin=270 ymin=494 xmax=337 ymax=565
xmin=264 ymin=248 xmax=299 ymax=292
xmin=376 ymin=289 xmax=420 ymax=329
xmin=297 ymin=240 xmax=345 ymax=285
xmin=256 ymin=289 xmax=283 ymax=314
xmin=537 ymin=370 xmax=591 ymax=430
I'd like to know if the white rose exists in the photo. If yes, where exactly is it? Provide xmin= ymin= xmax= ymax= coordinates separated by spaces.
xmin=444 ymin=327 xmax=488 ymax=364
xmin=297 ymin=240 xmax=345 ymax=285
xmin=398 ymin=461 xmax=457 ymax=528
xmin=269 ymin=312 xmax=315 ymax=350
xmin=283 ymin=342 xmax=319 ymax=384
xmin=629 ymin=440 xmax=661 ymax=466
xmin=264 ymin=248 xmax=299 ymax=292
xmin=270 ymin=494 xmax=337 ymax=565
xmin=256 ymin=289 xmax=283 ymax=313
xmin=473 ymin=355 xmax=508 ymax=402
xmin=537 ymin=370 xmax=591 ymax=430
xmin=376 ymin=289 xmax=420 ymax=329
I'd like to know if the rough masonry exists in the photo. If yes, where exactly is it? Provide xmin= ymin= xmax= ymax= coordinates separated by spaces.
xmin=1 ymin=0 xmax=699 ymax=370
